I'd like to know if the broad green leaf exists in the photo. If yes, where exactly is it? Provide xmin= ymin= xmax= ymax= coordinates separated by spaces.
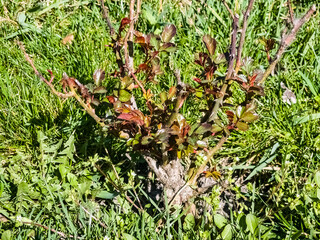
xmin=119 ymin=89 xmax=132 ymax=102
xmin=246 ymin=214 xmax=258 ymax=234
xmin=236 ymin=105 xmax=244 ymax=119
xmin=159 ymin=42 xmax=177 ymax=52
xmin=93 ymin=86 xmax=107 ymax=94
xmin=141 ymin=136 xmax=153 ymax=145
xmin=221 ymin=224 xmax=233 ymax=240
xmin=203 ymin=34 xmax=217 ymax=56
xmin=142 ymin=7 xmax=157 ymax=25
xmin=212 ymin=125 xmax=223 ymax=133
xmin=241 ymin=111 xmax=259 ymax=122
xmin=123 ymin=233 xmax=137 ymax=240
xmin=150 ymin=34 xmax=160 ymax=50
xmin=161 ymin=24 xmax=176 ymax=42
xmin=214 ymin=214 xmax=227 ymax=229
xmin=17 ymin=12 xmax=26 ymax=25
xmin=96 ymin=191 xmax=118 ymax=199
xmin=195 ymin=123 xmax=212 ymax=134
xmin=236 ymin=121 xmax=249 ymax=131
xmin=17 ymin=182 xmax=29 ymax=196
xmin=1 ymin=230 xmax=12 ymax=240
xmin=317 ymin=188 xmax=320 ymax=200
xmin=315 ymin=171 xmax=320 ymax=186
xmin=183 ymin=213 xmax=195 ymax=230
xmin=160 ymin=92 xmax=167 ymax=103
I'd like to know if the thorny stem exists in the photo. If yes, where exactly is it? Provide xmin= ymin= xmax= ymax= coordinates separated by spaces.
xmin=226 ymin=14 xmax=239 ymax=80
xmin=124 ymin=0 xmax=136 ymax=73
xmin=18 ymin=41 xmax=105 ymax=127
xmin=235 ymin=0 xmax=255 ymax=74
xmin=260 ymin=4 xmax=316 ymax=84
xmin=68 ymin=86 xmax=105 ymax=127
xmin=188 ymin=135 xmax=228 ymax=186
xmin=208 ymin=13 xmax=239 ymax=122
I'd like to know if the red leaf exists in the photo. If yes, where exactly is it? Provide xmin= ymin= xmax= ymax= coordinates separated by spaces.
xmin=193 ymin=78 xmax=201 ymax=83
xmin=135 ymin=36 xmax=146 ymax=44
xmin=119 ymin=17 xmax=130 ymax=32
xmin=106 ymin=96 xmax=115 ymax=104
xmin=138 ymin=63 xmax=149 ymax=71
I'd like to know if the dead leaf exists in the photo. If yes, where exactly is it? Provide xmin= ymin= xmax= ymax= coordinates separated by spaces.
xmin=281 ymin=82 xmax=296 ymax=105
xmin=62 ymin=34 xmax=74 ymax=45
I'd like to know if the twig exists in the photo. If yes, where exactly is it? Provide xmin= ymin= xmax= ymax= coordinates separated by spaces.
xmin=287 ymin=0 xmax=295 ymax=25
xmin=260 ymin=4 xmax=316 ymax=84
xmin=100 ymin=0 xmax=115 ymax=36
xmin=17 ymin=41 xmax=74 ymax=98
xmin=22 ymin=221 xmax=81 ymax=239
xmin=222 ymin=0 xmax=234 ymax=19
xmin=235 ymin=0 xmax=255 ymax=74
xmin=131 ymin=72 xmax=147 ymax=95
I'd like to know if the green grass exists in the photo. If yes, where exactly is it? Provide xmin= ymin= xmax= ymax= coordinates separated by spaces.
xmin=1 ymin=0 xmax=320 ymax=239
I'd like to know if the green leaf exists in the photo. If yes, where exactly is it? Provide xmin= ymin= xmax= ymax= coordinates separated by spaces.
xmin=315 ymin=171 xmax=320 ymax=186
xmin=93 ymin=86 xmax=107 ymax=94
xmin=141 ymin=136 xmax=153 ymax=145
xmin=291 ymin=230 xmax=302 ymax=240
xmin=59 ymin=165 xmax=69 ymax=179
xmin=142 ymin=7 xmax=157 ymax=25
xmin=211 ymin=124 xmax=223 ymax=133
xmin=236 ymin=121 xmax=249 ymax=131
xmin=150 ymin=34 xmax=161 ymax=50
xmin=246 ymin=214 xmax=258 ymax=234
xmin=123 ymin=233 xmax=137 ymax=240
xmin=159 ymin=42 xmax=177 ymax=52
xmin=119 ymin=89 xmax=132 ymax=102
xmin=293 ymin=113 xmax=320 ymax=125
xmin=96 ymin=191 xmax=118 ymax=199
xmin=214 ymin=214 xmax=227 ymax=229
xmin=183 ymin=213 xmax=195 ymax=231
xmin=236 ymin=106 xmax=244 ymax=119
xmin=161 ymin=24 xmax=176 ymax=42
xmin=17 ymin=12 xmax=26 ymax=25
xmin=203 ymin=34 xmax=217 ymax=56
xmin=1 ymin=230 xmax=12 ymax=240
xmin=17 ymin=182 xmax=29 ymax=197
xmin=241 ymin=111 xmax=259 ymax=122
xmin=316 ymin=188 xmax=320 ymax=200
xmin=159 ymin=92 xmax=167 ymax=103
xmin=221 ymin=224 xmax=233 ymax=240
xmin=195 ymin=123 xmax=212 ymax=134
